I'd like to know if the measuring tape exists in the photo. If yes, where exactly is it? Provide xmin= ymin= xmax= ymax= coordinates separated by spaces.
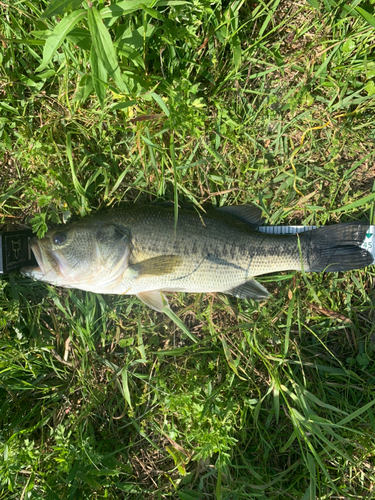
xmin=257 ymin=225 xmax=375 ymax=264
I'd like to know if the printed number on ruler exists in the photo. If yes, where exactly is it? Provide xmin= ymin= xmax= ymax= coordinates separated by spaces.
xmin=361 ymin=227 xmax=374 ymax=252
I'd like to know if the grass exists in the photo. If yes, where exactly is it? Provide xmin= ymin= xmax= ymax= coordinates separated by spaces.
xmin=1 ymin=0 xmax=375 ymax=498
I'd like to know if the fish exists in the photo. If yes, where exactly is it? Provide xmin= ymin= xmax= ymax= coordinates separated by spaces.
xmin=21 ymin=204 xmax=373 ymax=312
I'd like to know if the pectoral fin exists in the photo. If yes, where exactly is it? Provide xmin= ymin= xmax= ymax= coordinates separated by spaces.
xmin=137 ymin=290 xmax=169 ymax=312
xmin=130 ymin=255 xmax=182 ymax=277
xmin=226 ymin=279 xmax=270 ymax=301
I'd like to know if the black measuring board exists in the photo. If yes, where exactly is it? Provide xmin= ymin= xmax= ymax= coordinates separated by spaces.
xmin=0 ymin=229 xmax=36 ymax=274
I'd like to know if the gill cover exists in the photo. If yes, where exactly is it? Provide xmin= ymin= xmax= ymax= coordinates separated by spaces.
xmin=93 ymin=224 xmax=132 ymax=289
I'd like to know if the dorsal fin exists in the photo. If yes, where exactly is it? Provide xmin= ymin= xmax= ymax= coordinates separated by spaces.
xmin=217 ymin=205 xmax=264 ymax=228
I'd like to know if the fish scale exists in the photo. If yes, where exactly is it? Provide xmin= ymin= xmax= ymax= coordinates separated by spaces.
xmin=111 ymin=207 xmax=300 ymax=293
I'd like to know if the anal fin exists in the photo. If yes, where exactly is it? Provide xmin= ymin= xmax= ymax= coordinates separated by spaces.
xmin=137 ymin=290 xmax=169 ymax=312
xmin=226 ymin=279 xmax=270 ymax=301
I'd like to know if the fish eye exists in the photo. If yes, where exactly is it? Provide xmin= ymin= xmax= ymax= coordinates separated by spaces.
xmin=53 ymin=233 xmax=67 ymax=245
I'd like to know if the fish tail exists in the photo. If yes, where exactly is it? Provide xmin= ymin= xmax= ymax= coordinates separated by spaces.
xmin=300 ymin=222 xmax=373 ymax=272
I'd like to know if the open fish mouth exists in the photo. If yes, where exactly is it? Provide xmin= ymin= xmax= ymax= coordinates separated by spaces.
xmin=21 ymin=237 xmax=66 ymax=283
xmin=28 ymin=237 xmax=45 ymax=274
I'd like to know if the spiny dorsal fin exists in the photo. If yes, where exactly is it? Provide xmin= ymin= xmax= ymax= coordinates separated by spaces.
xmin=137 ymin=290 xmax=168 ymax=311
xmin=217 ymin=205 xmax=264 ymax=228
xmin=226 ymin=279 xmax=270 ymax=301
xmin=131 ymin=255 xmax=182 ymax=277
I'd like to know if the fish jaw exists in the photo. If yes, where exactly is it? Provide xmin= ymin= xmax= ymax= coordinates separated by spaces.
xmin=21 ymin=237 xmax=67 ymax=285
xmin=21 ymin=265 xmax=49 ymax=281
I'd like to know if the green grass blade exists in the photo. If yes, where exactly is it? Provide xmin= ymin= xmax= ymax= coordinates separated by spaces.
xmin=66 ymin=132 xmax=87 ymax=212
xmin=151 ymin=92 xmax=170 ymax=117
xmin=36 ymin=9 xmax=86 ymax=71
xmin=356 ymin=6 xmax=375 ymax=28
xmin=140 ymin=3 xmax=166 ymax=21
xmin=337 ymin=399 xmax=375 ymax=426
xmin=120 ymin=368 xmax=133 ymax=409
xmin=100 ymin=0 xmax=154 ymax=19
xmin=330 ymin=192 xmax=375 ymax=213
xmin=41 ymin=0 xmax=83 ymax=19
xmin=284 ymin=292 xmax=295 ymax=356
xmin=170 ymin=132 xmax=178 ymax=230
xmin=220 ymin=335 xmax=244 ymax=379
xmin=90 ymin=46 xmax=107 ymax=109
xmin=307 ymin=452 xmax=316 ymax=500
xmin=162 ymin=306 xmax=198 ymax=343
xmin=87 ymin=5 xmax=126 ymax=92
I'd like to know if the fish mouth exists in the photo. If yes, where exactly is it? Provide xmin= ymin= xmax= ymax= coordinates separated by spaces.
xmin=29 ymin=237 xmax=44 ymax=274
xmin=21 ymin=237 xmax=67 ymax=283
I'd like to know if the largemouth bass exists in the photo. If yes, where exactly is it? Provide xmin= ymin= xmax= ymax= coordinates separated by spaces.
xmin=21 ymin=204 xmax=373 ymax=311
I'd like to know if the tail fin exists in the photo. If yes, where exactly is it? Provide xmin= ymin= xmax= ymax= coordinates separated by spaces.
xmin=299 ymin=222 xmax=373 ymax=272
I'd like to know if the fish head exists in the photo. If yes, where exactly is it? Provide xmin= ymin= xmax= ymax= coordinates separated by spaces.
xmin=21 ymin=219 xmax=131 ymax=291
